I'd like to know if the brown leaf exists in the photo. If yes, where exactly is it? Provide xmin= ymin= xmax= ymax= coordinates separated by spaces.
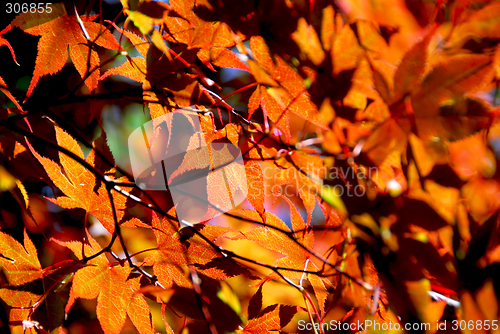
xmin=247 ymin=284 xmax=264 ymax=320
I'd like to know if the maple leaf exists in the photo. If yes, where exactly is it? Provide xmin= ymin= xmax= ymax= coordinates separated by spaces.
xmin=408 ymin=177 xmax=460 ymax=225
xmin=304 ymin=13 xmax=377 ymax=114
xmin=0 ymin=289 xmax=41 ymax=326
xmin=462 ymin=178 xmax=500 ymax=223
xmin=0 ymin=229 xmax=42 ymax=286
xmin=369 ymin=59 xmax=394 ymax=106
xmin=232 ymin=197 xmax=332 ymax=316
xmin=392 ymin=32 xmax=432 ymax=104
xmin=239 ymin=304 xmax=298 ymax=334
xmin=143 ymin=118 xmax=248 ymax=223
xmin=452 ymin=1 xmax=500 ymax=41
xmin=143 ymin=212 xmax=192 ymax=289
xmin=244 ymin=160 xmax=266 ymax=221
xmin=54 ymin=234 xmax=155 ymax=334
xmin=120 ymin=0 xmax=168 ymax=36
xmin=0 ymin=234 xmax=84 ymax=333
xmin=0 ymin=289 xmax=64 ymax=334
xmin=11 ymin=2 xmax=121 ymax=96
xmin=99 ymin=24 xmax=148 ymax=84
xmin=247 ymin=284 xmax=264 ymax=320
xmin=408 ymin=134 xmax=435 ymax=177
xmin=271 ymin=151 xmax=324 ymax=224
xmin=0 ymin=25 xmax=23 ymax=111
xmin=333 ymin=19 xmax=364 ymax=75
xmin=101 ymin=55 xmax=147 ymax=84
xmin=248 ymin=85 xmax=292 ymax=141
xmin=144 ymin=212 xmax=254 ymax=289
xmin=163 ymin=0 xmax=249 ymax=72
xmin=28 ymin=125 xmax=134 ymax=233
xmin=100 ymin=25 xmax=200 ymax=117
xmin=0 ymin=75 xmax=24 ymax=112
xmin=456 ymin=283 xmax=496 ymax=334
xmin=362 ymin=39 xmax=493 ymax=188
xmin=0 ymin=25 xmax=19 ymax=66
xmin=368 ymin=28 xmax=434 ymax=108
xmin=448 ymin=131 xmax=496 ymax=180
xmin=357 ymin=20 xmax=391 ymax=59
xmin=0 ymin=257 xmax=88 ymax=334
xmin=363 ymin=118 xmax=409 ymax=166
xmin=411 ymin=54 xmax=493 ymax=118
xmin=248 ymin=37 xmax=328 ymax=141
xmin=291 ymin=17 xmax=325 ymax=67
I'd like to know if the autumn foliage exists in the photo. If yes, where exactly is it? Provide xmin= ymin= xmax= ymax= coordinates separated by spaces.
xmin=1 ymin=0 xmax=500 ymax=333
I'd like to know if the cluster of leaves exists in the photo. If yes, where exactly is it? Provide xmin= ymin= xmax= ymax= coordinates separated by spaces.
xmin=1 ymin=0 xmax=500 ymax=333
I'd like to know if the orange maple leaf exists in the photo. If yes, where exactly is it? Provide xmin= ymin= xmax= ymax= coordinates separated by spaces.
xmin=164 ymin=0 xmax=250 ymax=72
xmin=232 ymin=196 xmax=332 ymax=316
xmin=0 ymin=25 xmax=23 ymax=111
xmin=0 ymin=229 xmax=42 ymax=286
xmin=412 ymin=54 xmax=493 ymax=119
xmin=144 ymin=212 xmax=192 ymax=289
xmin=239 ymin=304 xmax=298 ymax=334
xmin=0 ymin=75 xmax=24 ymax=112
xmin=271 ymin=151 xmax=324 ymax=224
xmin=167 ymin=122 xmax=247 ymax=223
xmin=100 ymin=24 xmax=148 ymax=84
xmin=28 ymin=125 xmax=133 ymax=233
xmin=100 ymin=24 xmax=200 ymax=117
xmin=54 ymin=234 xmax=155 ymax=334
xmin=244 ymin=160 xmax=266 ymax=221
xmin=144 ymin=212 xmax=255 ymax=288
xmin=0 ymin=252 xmax=87 ymax=334
xmin=11 ymin=2 xmax=121 ymax=96
xmin=248 ymin=37 xmax=328 ymax=141
xmin=0 ymin=25 xmax=19 ymax=66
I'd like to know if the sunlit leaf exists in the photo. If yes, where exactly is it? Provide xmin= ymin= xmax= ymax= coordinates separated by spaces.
xmin=412 ymin=54 xmax=493 ymax=117
xmin=28 ymin=126 xmax=133 ymax=233
xmin=448 ymin=131 xmax=496 ymax=180
xmin=239 ymin=304 xmax=298 ymax=333
xmin=12 ymin=3 xmax=121 ymax=96
xmin=0 ymin=229 xmax=42 ymax=286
